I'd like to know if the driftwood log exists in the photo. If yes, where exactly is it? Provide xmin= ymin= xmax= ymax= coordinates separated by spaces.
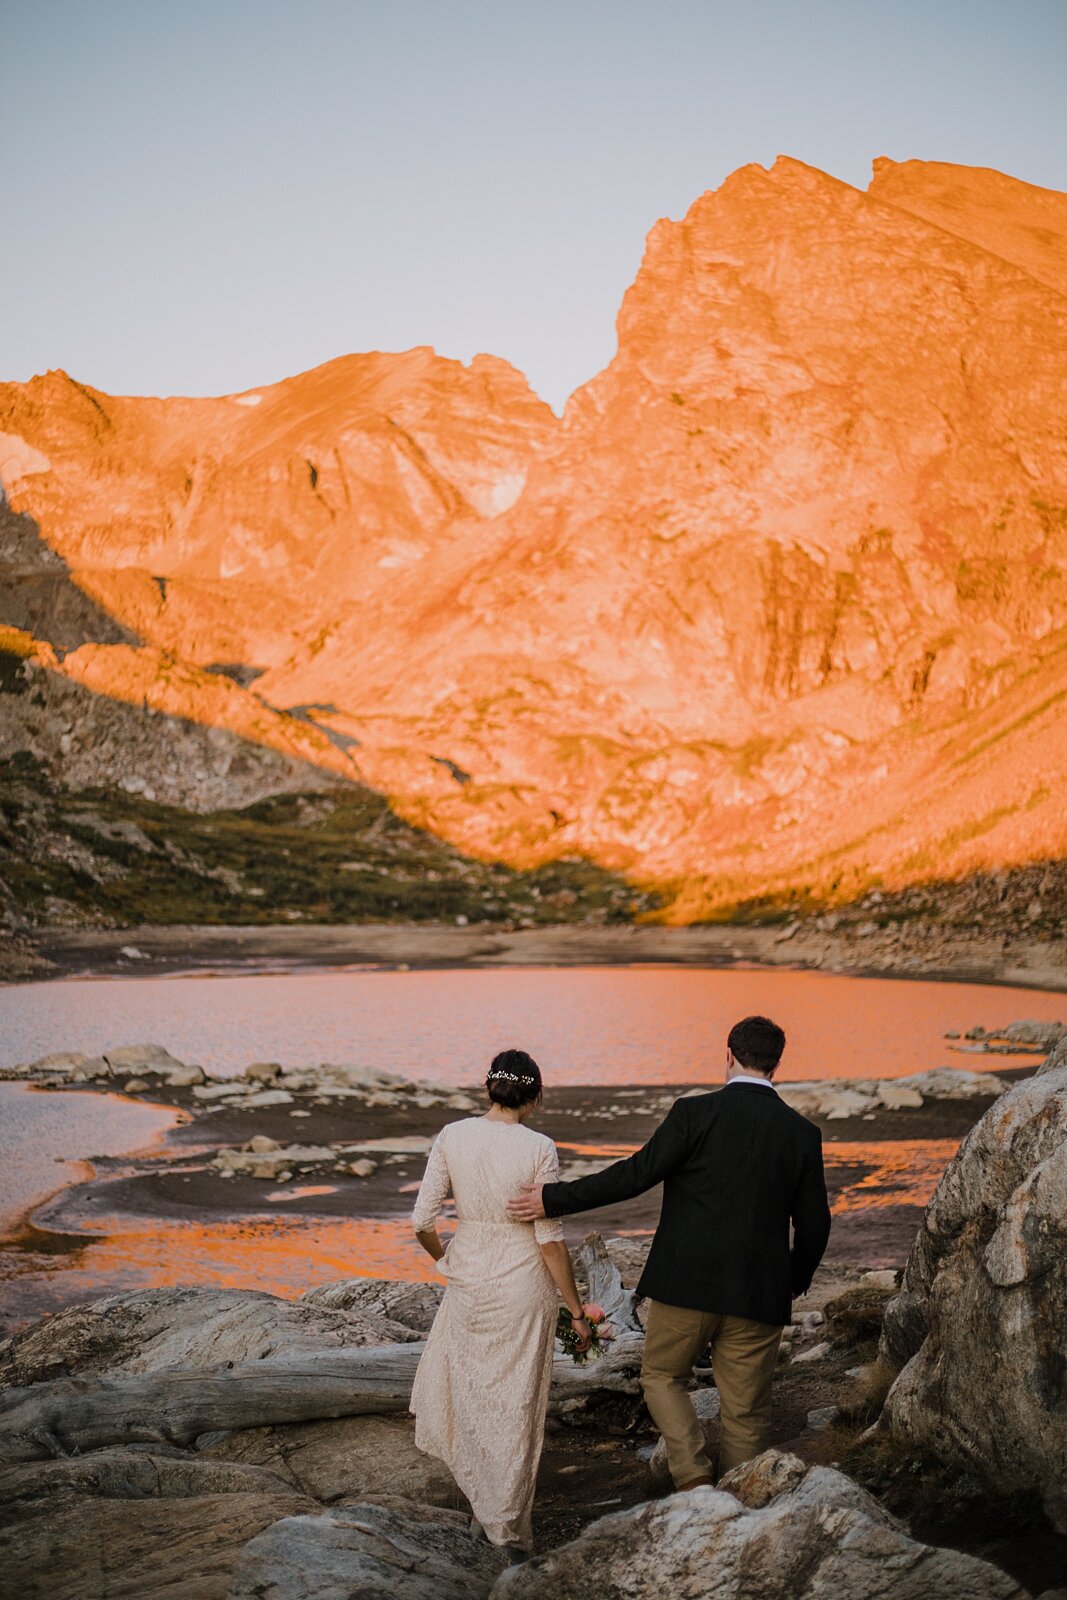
xmin=574 ymin=1233 xmax=645 ymax=1335
xmin=0 ymin=1338 xmax=644 ymax=1463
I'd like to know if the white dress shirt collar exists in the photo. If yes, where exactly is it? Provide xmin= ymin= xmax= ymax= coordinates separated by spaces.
xmin=727 ymin=1073 xmax=777 ymax=1090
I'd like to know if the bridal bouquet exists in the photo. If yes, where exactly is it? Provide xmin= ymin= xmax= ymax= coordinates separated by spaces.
xmin=556 ymin=1302 xmax=614 ymax=1365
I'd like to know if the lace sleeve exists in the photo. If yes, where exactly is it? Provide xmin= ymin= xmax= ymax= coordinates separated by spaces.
xmin=412 ymin=1130 xmax=451 ymax=1233
xmin=533 ymin=1139 xmax=566 ymax=1245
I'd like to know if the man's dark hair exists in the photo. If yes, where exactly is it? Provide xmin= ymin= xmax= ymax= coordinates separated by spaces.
xmin=727 ymin=1015 xmax=786 ymax=1076
xmin=486 ymin=1048 xmax=543 ymax=1109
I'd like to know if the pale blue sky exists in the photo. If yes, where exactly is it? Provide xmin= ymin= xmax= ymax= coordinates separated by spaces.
xmin=4 ymin=0 xmax=1065 ymax=411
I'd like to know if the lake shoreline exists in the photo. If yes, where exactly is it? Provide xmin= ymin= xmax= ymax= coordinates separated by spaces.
xmin=9 ymin=919 xmax=1067 ymax=992
xmin=0 ymin=1066 xmax=1037 ymax=1337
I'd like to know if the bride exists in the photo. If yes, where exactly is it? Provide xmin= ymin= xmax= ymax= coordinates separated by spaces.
xmin=410 ymin=1048 xmax=592 ymax=1557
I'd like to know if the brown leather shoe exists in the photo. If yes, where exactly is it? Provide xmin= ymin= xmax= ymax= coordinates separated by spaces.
xmin=675 ymin=1476 xmax=714 ymax=1492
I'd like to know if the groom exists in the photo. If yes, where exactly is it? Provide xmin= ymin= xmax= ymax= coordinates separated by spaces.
xmin=507 ymin=1014 xmax=831 ymax=1488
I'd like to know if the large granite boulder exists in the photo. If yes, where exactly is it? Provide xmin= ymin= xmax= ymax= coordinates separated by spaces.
xmin=879 ymin=1064 xmax=1067 ymax=1532
xmin=200 ymin=1414 xmax=459 ymax=1506
xmin=229 ymin=1498 xmax=506 ymax=1600
xmin=0 ymin=1285 xmax=413 ymax=1385
xmin=492 ymin=1451 xmax=1025 ymax=1598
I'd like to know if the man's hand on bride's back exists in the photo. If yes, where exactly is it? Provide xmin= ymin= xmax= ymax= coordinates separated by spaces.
xmin=507 ymin=1184 xmax=546 ymax=1221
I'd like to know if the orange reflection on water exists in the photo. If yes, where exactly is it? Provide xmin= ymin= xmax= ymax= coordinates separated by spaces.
xmin=46 ymin=1211 xmax=444 ymax=1299
xmin=825 ymin=1139 xmax=961 ymax=1212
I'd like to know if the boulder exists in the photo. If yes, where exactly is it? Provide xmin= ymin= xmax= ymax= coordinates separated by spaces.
xmin=211 ymin=1143 xmax=333 ymax=1179
xmin=903 ymin=1066 xmax=1009 ymax=1099
xmin=648 ymin=1385 xmax=720 ymax=1488
xmin=199 ymin=1413 xmax=458 ymax=1505
xmin=791 ymin=1340 xmax=831 ymax=1364
xmin=103 ymin=1044 xmax=203 ymax=1085
xmin=21 ymin=1051 xmax=108 ymax=1079
xmin=999 ymin=1020 xmax=1065 ymax=1049
xmin=492 ymin=1454 xmax=1026 ymax=1598
xmin=0 ymin=1286 xmax=418 ymax=1386
xmin=230 ymin=1498 xmax=506 ymax=1600
xmin=245 ymin=1061 xmax=283 ymax=1083
xmin=1039 ymin=1034 xmax=1067 ymax=1076
xmin=301 ymin=1278 xmax=443 ymax=1332
xmin=879 ymin=1064 xmax=1067 ymax=1533
xmin=718 ymin=1449 xmax=898 ymax=1525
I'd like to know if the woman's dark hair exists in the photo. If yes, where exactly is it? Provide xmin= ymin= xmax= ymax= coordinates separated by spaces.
xmin=486 ymin=1048 xmax=542 ymax=1109
xmin=727 ymin=1015 xmax=786 ymax=1076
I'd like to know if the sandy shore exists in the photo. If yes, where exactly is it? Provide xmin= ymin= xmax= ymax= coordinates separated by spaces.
xmin=12 ymin=918 xmax=1067 ymax=990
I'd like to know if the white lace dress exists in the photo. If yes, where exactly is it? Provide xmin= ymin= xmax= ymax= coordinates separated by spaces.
xmin=410 ymin=1116 xmax=565 ymax=1549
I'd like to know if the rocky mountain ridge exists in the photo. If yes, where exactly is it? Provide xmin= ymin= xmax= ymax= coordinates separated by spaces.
xmin=2 ymin=154 xmax=1066 ymax=922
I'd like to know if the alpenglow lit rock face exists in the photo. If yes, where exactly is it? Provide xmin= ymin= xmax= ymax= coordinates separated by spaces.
xmin=2 ymin=156 xmax=1066 ymax=911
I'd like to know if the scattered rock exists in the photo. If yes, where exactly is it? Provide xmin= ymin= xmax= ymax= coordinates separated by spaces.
xmin=858 ymin=1269 xmax=899 ymax=1291
xmin=230 ymin=1499 xmax=505 ymax=1600
xmin=806 ymin=1406 xmax=839 ymax=1431
xmin=6 ymin=1051 xmax=112 ymax=1082
xmin=776 ymin=1066 xmax=1007 ymax=1120
xmin=880 ymin=1062 xmax=1067 ymax=1533
xmin=347 ymin=1158 xmax=377 ymax=1178
xmin=121 ymin=1077 xmax=150 ymax=1094
xmin=791 ymin=1340 xmax=831 ymax=1364
xmin=245 ymin=1061 xmax=283 ymax=1083
xmin=211 ymin=1144 xmax=336 ymax=1180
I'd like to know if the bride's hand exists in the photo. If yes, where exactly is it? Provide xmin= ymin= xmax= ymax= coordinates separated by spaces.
xmin=571 ymin=1313 xmax=593 ymax=1353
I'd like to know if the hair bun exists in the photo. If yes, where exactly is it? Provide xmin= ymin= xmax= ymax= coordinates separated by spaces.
xmin=485 ymin=1049 xmax=542 ymax=1107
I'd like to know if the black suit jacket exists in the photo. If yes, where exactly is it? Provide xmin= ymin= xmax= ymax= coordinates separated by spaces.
xmin=542 ymin=1083 xmax=831 ymax=1327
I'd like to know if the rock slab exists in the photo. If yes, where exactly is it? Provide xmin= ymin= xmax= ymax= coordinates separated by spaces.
xmin=880 ymin=1064 xmax=1067 ymax=1533
xmin=229 ymin=1499 xmax=506 ymax=1600
xmin=492 ymin=1451 xmax=1027 ymax=1599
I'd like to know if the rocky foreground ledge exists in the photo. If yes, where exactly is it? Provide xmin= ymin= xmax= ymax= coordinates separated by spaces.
xmin=2 ymin=1043 xmax=1067 ymax=1596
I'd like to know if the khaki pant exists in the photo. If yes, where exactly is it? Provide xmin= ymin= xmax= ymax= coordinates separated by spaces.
xmin=640 ymin=1299 xmax=782 ymax=1485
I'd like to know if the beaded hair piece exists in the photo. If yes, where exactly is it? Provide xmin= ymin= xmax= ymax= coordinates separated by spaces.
xmin=487 ymin=1069 xmax=537 ymax=1083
